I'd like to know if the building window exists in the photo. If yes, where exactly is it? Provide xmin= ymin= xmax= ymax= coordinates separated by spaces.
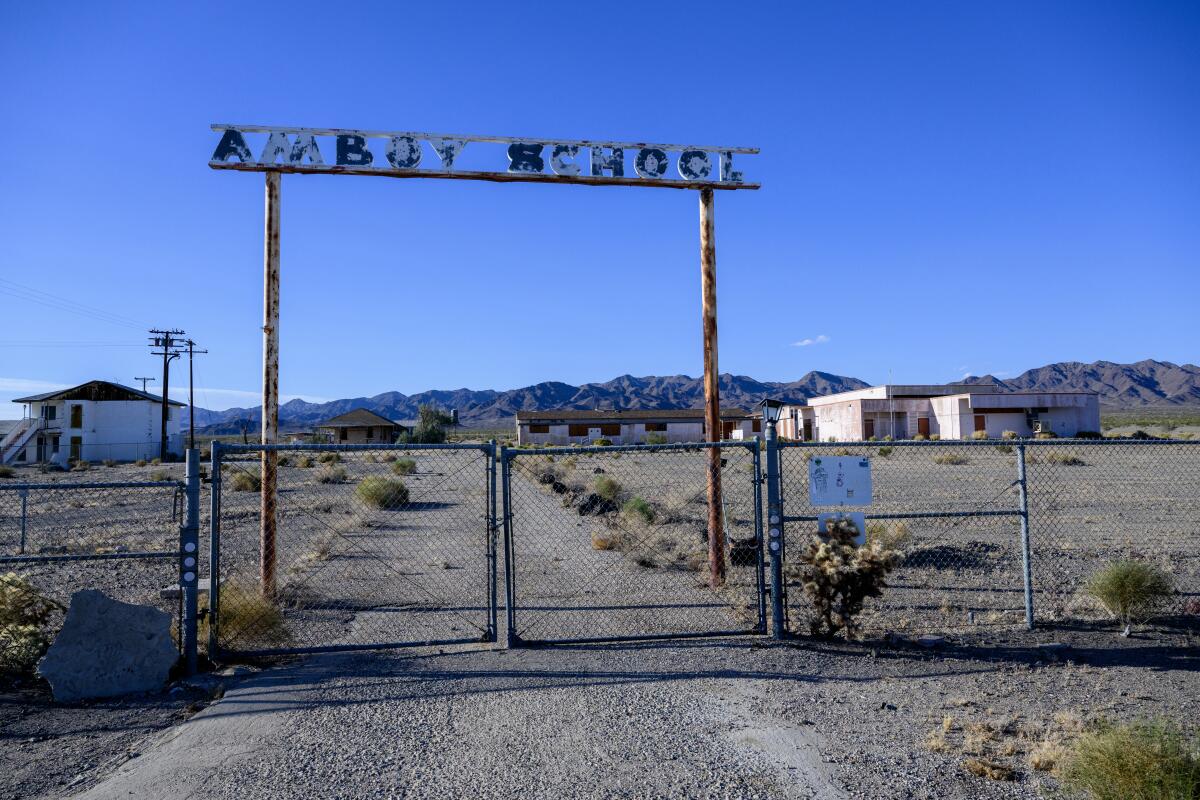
xmin=644 ymin=422 xmax=667 ymax=432
xmin=528 ymin=424 xmax=549 ymax=434
xmin=599 ymin=423 xmax=620 ymax=437
xmin=366 ymin=427 xmax=374 ymax=439
xmin=42 ymin=405 xmax=56 ymax=421
xmin=568 ymin=424 xmax=590 ymax=437
xmin=752 ymin=419 xmax=761 ymax=433
xmin=339 ymin=428 xmax=348 ymax=441
xmin=51 ymin=436 xmax=59 ymax=454
xmin=70 ymin=404 xmax=83 ymax=428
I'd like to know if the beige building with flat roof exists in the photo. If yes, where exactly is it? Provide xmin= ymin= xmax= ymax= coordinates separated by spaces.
xmin=774 ymin=385 xmax=1100 ymax=442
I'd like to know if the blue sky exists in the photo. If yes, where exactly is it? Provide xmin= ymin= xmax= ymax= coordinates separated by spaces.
xmin=1 ymin=1 xmax=1197 ymax=411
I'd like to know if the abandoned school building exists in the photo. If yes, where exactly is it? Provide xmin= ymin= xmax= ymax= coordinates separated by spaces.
xmin=773 ymin=385 xmax=1101 ymax=442
xmin=312 ymin=409 xmax=409 ymax=444
xmin=1 ymin=380 xmax=185 ymax=465
xmin=515 ymin=408 xmax=760 ymax=446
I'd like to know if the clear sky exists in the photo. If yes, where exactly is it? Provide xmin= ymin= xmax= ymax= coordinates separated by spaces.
xmin=1 ymin=1 xmax=1197 ymax=411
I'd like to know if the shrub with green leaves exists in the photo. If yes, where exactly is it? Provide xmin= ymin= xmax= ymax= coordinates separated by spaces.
xmin=1001 ymin=430 xmax=1019 ymax=440
xmin=593 ymin=475 xmax=622 ymax=502
xmin=643 ymin=433 xmax=668 ymax=445
xmin=391 ymin=458 xmax=416 ymax=476
xmin=970 ymin=430 xmax=989 ymax=440
xmin=1060 ymin=719 xmax=1199 ymax=800
xmin=1046 ymin=451 xmax=1087 ymax=466
xmin=0 ymin=573 xmax=63 ymax=673
xmin=356 ymin=476 xmax=410 ymax=508
xmin=134 ymin=459 xmax=147 ymax=467
xmin=1087 ymin=560 xmax=1173 ymax=632
xmin=592 ymin=438 xmax=613 ymax=447
xmin=929 ymin=433 xmax=941 ymax=441
xmin=789 ymin=517 xmax=899 ymax=638
xmin=933 ymin=453 xmax=969 ymax=465
xmin=150 ymin=469 xmax=171 ymax=482
xmin=71 ymin=460 xmax=90 ymax=471
xmin=296 ymin=455 xmax=315 ymax=468
xmin=0 ymin=466 xmax=13 ymax=479
xmin=877 ymin=446 xmax=894 ymax=458
xmin=316 ymin=466 xmax=347 ymax=484
xmin=204 ymin=581 xmax=289 ymax=649
xmin=622 ymin=496 xmax=655 ymax=524
xmin=913 ymin=434 xmax=927 ymax=442
xmin=231 ymin=469 xmax=261 ymax=492
xmin=317 ymin=452 xmax=341 ymax=464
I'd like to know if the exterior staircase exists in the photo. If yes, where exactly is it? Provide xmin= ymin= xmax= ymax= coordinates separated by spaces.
xmin=0 ymin=418 xmax=41 ymax=465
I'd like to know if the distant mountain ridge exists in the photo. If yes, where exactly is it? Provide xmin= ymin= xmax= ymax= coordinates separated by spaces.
xmin=193 ymin=359 xmax=1200 ymax=433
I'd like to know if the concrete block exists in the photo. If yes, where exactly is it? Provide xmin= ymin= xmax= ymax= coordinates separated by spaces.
xmin=37 ymin=590 xmax=178 ymax=702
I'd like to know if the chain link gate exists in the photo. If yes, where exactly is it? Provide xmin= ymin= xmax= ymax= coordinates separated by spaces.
xmin=502 ymin=441 xmax=765 ymax=645
xmin=208 ymin=441 xmax=498 ymax=658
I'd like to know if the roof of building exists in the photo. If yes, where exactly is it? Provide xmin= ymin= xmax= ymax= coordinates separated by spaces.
xmin=808 ymin=384 xmax=1098 ymax=405
xmin=315 ymin=409 xmax=400 ymax=428
xmin=13 ymin=380 xmax=186 ymax=406
xmin=516 ymin=408 xmax=754 ymax=422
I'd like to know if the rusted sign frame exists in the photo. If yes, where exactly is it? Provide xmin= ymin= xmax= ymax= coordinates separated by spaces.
xmin=211 ymin=124 xmax=760 ymax=594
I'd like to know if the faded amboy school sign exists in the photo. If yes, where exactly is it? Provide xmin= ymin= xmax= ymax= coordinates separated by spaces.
xmin=209 ymin=125 xmax=759 ymax=190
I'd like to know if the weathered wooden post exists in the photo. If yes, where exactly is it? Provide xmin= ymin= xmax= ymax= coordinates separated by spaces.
xmin=261 ymin=170 xmax=280 ymax=597
xmin=699 ymin=187 xmax=725 ymax=588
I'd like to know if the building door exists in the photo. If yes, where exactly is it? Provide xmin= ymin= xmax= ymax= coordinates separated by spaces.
xmin=35 ymin=437 xmax=45 ymax=462
xmin=803 ymin=420 xmax=813 ymax=441
xmin=863 ymin=419 xmax=875 ymax=439
xmin=917 ymin=418 xmax=930 ymax=437
xmin=721 ymin=420 xmax=734 ymax=439
xmin=974 ymin=415 xmax=986 ymax=433
xmin=69 ymin=436 xmax=82 ymax=461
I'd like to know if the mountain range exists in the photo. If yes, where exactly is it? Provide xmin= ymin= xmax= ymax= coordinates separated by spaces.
xmin=193 ymin=359 xmax=1200 ymax=433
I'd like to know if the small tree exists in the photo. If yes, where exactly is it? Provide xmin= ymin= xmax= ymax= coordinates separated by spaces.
xmin=790 ymin=517 xmax=900 ymax=638
xmin=1087 ymin=560 xmax=1173 ymax=635
xmin=411 ymin=404 xmax=453 ymax=444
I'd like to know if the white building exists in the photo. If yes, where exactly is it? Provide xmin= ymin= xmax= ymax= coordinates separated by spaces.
xmin=516 ymin=409 xmax=759 ymax=446
xmin=774 ymin=385 xmax=1101 ymax=442
xmin=1 ymin=380 xmax=185 ymax=465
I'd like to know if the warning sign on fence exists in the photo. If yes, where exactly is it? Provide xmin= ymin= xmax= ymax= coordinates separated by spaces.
xmin=808 ymin=456 xmax=872 ymax=506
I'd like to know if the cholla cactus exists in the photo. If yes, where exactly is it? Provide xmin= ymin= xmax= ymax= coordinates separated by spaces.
xmin=0 ymin=572 xmax=63 ymax=672
xmin=792 ymin=518 xmax=900 ymax=638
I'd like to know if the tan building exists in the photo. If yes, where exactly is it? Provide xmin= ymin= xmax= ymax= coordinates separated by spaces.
xmin=315 ymin=409 xmax=406 ymax=444
xmin=515 ymin=408 xmax=760 ymax=446
xmin=774 ymin=385 xmax=1101 ymax=442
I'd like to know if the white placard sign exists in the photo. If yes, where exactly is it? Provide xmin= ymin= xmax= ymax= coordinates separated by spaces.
xmin=818 ymin=512 xmax=868 ymax=546
xmin=808 ymin=456 xmax=872 ymax=506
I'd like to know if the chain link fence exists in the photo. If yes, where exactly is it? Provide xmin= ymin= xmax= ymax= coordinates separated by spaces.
xmin=777 ymin=439 xmax=1200 ymax=639
xmin=211 ymin=443 xmax=496 ymax=657
xmin=504 ymin=442 xmax=763 ymax=644
xmin=0 ymin=479 xmax=185 ymax=670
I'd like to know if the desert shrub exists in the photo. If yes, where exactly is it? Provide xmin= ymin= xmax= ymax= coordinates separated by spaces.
xmin=276 ymin=455 xmax=290 ymax=467
xmin=877 ymin=446 xmax=894 ymax=458
xmin=391 ymin=458 xmax=416 ymax=476
xmin=929 ymin=433 xmax=941 ymax=441
xmin=593 ymin=475 xmax=622 ymax=502
xmin=591 ymin=531 xmax=623 ymax=551
xmin=866 ymin=521 xmax=911 ymax=552
xmin=789 ymin=517 xmax=900 ymax=638
xmin=380 ymin=453 xmax=398 ymax=463
xmin=881 ymin=435 xmax=894 ymax=442
xmin=150 ymin=457 xmax=161 ymax=465
xmin=0 ymin=466 xmax=13 ymax=479
xmin=71 ymin=460 xmax=90 ymax=471
xmin=643 ymin=433 xmax=668 ymax=445
xmin=1086 ymin=560 xmax=1173 ymax=632
xmin=994 ymin=444 xmax=1014 ymax=454
xmin=826 ymin=436 xmax=838 ymax=443
xmin=970 ymin=430 xmax=989 ymax=440
xmin=1059 ymin=719 xmax=1199 ymax=800
xmin=102 ymin=459 xmax=116 ymax=467
xmin=316 ymin=466 xmax=347 ymax=484
xmin=1035 ymin=431 xmax=1057 ymax=439
xmin=231 ymin=469 xmax=261 ymax=492
xmin=913 ymin=433 xmax=927 ymax=441
xmin=0 ymin=573 xmax=63 ymax=672
xmin=592 ymin=438 xmax=613 ymax=447
xmin=134 ymin=459 xmax=147 ymax=467
xmin=561 ymin=456 xmax=578 ymax=470
xmin=296 ymin=455 xmax=315 ymax=468
xmin=1001 ymin=430 xmax=1019 ymax=440
xmin=364 ymin=453 xmax=378 ymax=463
xmin=1046 ymin=451 xmax=1087 ymax=466
xmin=622 ymin=496 xmax=655 ymax=524
xmin=317 ymin=452 xmax=341 ymax=464
xmin=934 ymin=453 xmax=969 ymax=465
xmin=1075 ymin=430 xmax=1102 ymax=439
xmin=356 ymin=476 xmax=410 ymax=508
xmin=206 ymin=582 xmax=289 ymax=648
xmin=866 ymin=436 xmax=877 ymax=442
xmin=150 ymin=469 xmax=171 ymax=482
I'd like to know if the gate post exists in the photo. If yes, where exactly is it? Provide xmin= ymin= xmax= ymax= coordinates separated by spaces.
xmin=499 ymin=446 xmax=519 ymax=648
xmin=487 ymin=440 xmax=499 ymax=643
xmin=208 ymin=441 xmax=222 ymax=659
xmin=764 ymin=418 xmax=786 ymax=639
xmin=1016 ymin=443 xmax=1035 ymax=630
xmin=180 ymin=448 xmax=201 ymax=674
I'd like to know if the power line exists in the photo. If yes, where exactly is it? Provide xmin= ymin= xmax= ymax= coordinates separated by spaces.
xmin=0 ymin=277 xmax=150 ymax=331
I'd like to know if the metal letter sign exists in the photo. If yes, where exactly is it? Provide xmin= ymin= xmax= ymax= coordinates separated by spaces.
xmin=209 ymin=125 xmax=759 ymax=190
xmin=808 ymin=456 xmax=872 ymax=506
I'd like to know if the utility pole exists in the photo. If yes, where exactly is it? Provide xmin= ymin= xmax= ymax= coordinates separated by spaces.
xmin=149 ymin=329 xmax=185 ymax=461
xmin=184 ymin=339 xmax=208 ymax=451
xmin=134 ymin=377 xmax=155 ymax=392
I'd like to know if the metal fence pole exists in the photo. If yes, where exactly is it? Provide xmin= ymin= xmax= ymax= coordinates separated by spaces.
xmin=18 ymin=488 xmax=28 ymax=555
xmin=1016 ymin=443 xmax=1034 ymax=630
xmin=500 ymin=446 xmax=519 ymax=647
xmin=487 ymin=440 xmax=498 ymax=643
xmin=180 ymin=448 xmax=201 ymax=674
xmin=208 ymin=441 xmax=222 ymax=659
xmin=750 ymin=438 xmax=767 ymax=634
xmin=764 ymin=420 xmax=786 ymax=639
